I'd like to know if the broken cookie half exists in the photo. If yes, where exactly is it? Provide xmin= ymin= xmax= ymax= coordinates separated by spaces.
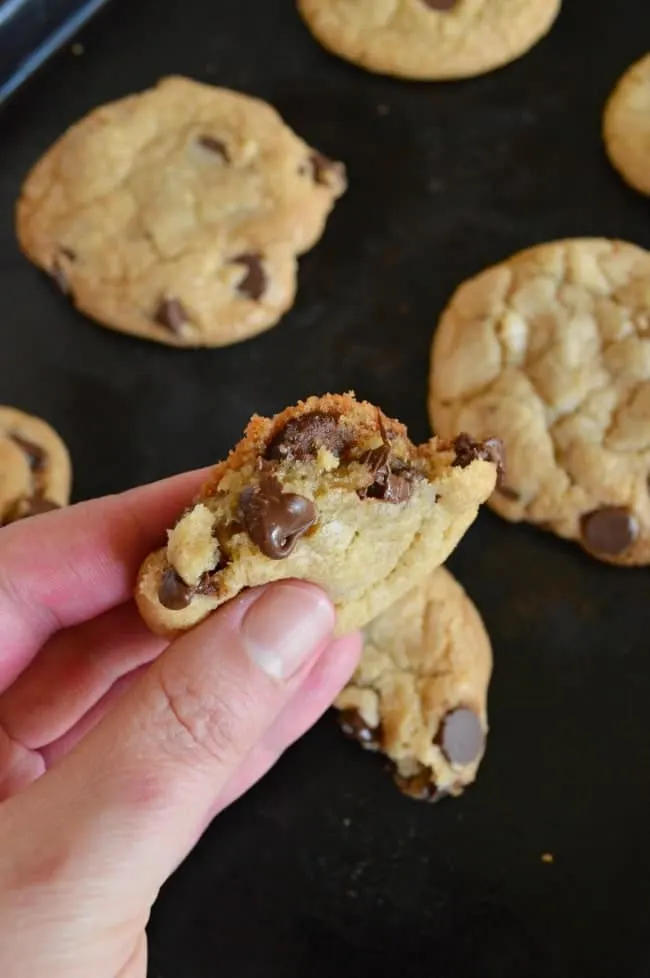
xmin=336 ymin=566 xmax=492 ymax=803
xmin=136 ymin=393 xmax=501 ymax=638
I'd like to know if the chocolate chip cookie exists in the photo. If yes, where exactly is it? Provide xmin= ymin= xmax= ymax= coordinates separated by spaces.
xmin=0 ymin=407 xmax=71 ymax=525
xmin=16 ymin=76 xmax=347 ymax=348
xmin=429 ymin=238 xmax=650 ymax=566
xmin=136 ymin=393 xmax=500 ymax=637
xmin=297 ymin=0 xmax=561 ymax=81
xmin=603 ymin=54 xmax=650 ymax=196
xmin=336 ymin=566 xmax=492 ymax=802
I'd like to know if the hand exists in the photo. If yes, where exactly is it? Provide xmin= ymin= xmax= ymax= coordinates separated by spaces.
xmin=0 ymin=472 xmax=361 ymax=978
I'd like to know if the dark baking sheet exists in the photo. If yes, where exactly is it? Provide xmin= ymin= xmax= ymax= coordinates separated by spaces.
xmin=1 ymin=1 xmax=650 ymax=976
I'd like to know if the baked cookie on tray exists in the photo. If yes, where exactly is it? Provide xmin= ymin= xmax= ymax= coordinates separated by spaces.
xmin=136 ymin=393 xmax=500 ymax=637
xmin=429 ymin=238 xmax=650 ymax=566
xmin=16 ymin=76 xmax=347 ymax=348
xmin=0 ymin=407 xmax=71 ymax=526
xmin=603 ymin=53 xmax=650 ymax=196
xmin=336 ymin=566 xmax=492 ymax=802
xmin=297 ymin=0 xmax=561 ymax=81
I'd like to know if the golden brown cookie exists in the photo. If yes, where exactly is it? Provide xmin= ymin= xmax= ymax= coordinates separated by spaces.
xmin=297 ymin=0 xmax=561 ymax=81
xmin=0 ymin=407 xmax=71 ymax=525
xmin=429 ymin=238 xmax=650 ymax=566
xmin=16 ymin=76 xmax=346 ymax=348
xmin=135 ymin=393 xmax=500 ymax=638
xmin=603 ymin=54 xmax=650 ymax=196
xmin=336 ymin=567 xmax=492 ymax=803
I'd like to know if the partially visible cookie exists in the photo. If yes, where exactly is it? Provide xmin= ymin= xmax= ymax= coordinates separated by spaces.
xmin=428 ymin=238 xmax=650 ymax=566
xmin=603 ymin=54 xmax=650 ymax=196
xmin=336 ymin=566 xmax=491 ymax=802
xmin=297 ymin=0 xmax=561 ymax=81
xmin=136 ymin=393 xmax=500 ymax=638
xmin=0 ymin=407 xmax=71 ymax=525
xmin=16 ymin=76 xmax=347 ymax=348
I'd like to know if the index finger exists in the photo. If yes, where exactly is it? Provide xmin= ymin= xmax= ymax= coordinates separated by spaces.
xmin=0 ymin=468 xmax=206 ymax=689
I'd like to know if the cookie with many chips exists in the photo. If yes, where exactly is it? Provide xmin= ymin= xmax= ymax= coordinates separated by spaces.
xmin=16 ymin=76 xmax=346 ymax=348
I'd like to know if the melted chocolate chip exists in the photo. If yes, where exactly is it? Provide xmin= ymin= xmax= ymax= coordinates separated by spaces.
xmin=358 ymin=440 xmax=416 ymax=504
xmin=154 ymin=297 xmax=189 ymax=335
xmin=436 ymin=708 xmax=484 ymax=765
xmin=2 ymin=496 xmax=61 ymax=525
xmin=452 ymin=433 xmax=505 ymax=485
xmin=231 ymin=253 xmax=267 ymax=301
xmin=497 ymin=485 xmax=520 ymax=502
xmin=393 ymin=768 xmax=449 ymax=803
xmin=197 ymin=135 xmax=230 ymax=162
xmin=580 ymin=506 xmax=638 ymax=556
xmin=238 ymin=473 xmax=317 ymax=559
xmin=421 ymin=0 xmax=457 ymax=9
xmin=10 ymin=434 xmax=47 ymax=472
xmin=305 ymin=152 xmax=347 ymax=188
xmin=158 ymin=568 xmax=193 ymax=610
xmin=266 ymin=411 xmax=350 ymax=462
xmin=338 ymin=709 xmax=382 ymax=750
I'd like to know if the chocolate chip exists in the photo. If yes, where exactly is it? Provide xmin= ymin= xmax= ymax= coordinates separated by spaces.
xmin=266 ymin=411 xmax=350 ymax=462
xmin=338 ymin=709 xmax=382 ymax=750
xmin=238 ymin=473 xmax=317 ymax=559
xmin=231 ymin=253 xmax=267 ymax=301
xmin=2 ymin=496 xmax=61 ymax=525
xmin=452 ymin=433 xmax=505 ymax=486
xmin=197 ymin=135 xmax=230 ymax=162
xmin=436 ymin=708 xmax=484 ymax=765
xmin=10 ymin=434 xmax=47 ymax=472
xmin=358 ymin=446 xmax=416 ymax=505
xmin=393 ymin=768 xmax=449 ymax=803
xmin=580 ymin=506 xmax=638 ymax=556
xmin=154 ymin=297 xmax=189 ymax=335
xmin=421 ymin=0 xmax=457 ymax=9
xmin=304 ymin=152 xmax=347 ymax=188
xmin=158 ymin=568 xmax=193 ymax=610
xmin=497 ymin=485 xmax=520 ymax=502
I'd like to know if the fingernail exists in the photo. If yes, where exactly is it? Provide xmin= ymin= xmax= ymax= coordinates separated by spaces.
xmin=241 ymin=584 xmax=334 ymax=680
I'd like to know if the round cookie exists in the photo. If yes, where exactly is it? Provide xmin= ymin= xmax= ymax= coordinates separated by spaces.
xmin=16 ymin=76 xmax=347 ymax=348
xmin=335 ymin=566 xmax=492 ymax=803
xmin=429 ymin=238 xmax=650 ymax=566
xmin=603 ymin=54 xmax=650 ymax=196
xmin=297 ymin=0 xmax=561 ymax=81
xmin=0 ymin=407 xmax=71 ymax=525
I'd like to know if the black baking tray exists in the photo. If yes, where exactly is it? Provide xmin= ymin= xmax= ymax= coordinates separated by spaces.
xmin=1 ymin=2 xmax=650 ymax=976
xmin=0 ymin=0 xmax=110 ymax=103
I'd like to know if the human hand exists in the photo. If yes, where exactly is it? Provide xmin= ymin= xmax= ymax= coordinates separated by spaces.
xmin=0 ymin=471 xmax=361 ymax=978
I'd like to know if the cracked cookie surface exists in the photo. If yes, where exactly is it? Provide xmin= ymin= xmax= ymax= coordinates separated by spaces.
xmin=429 ymin=238 xmax=650 ymax=565
xmin=16 ymin=76 xmax=347 ymax=348
xmin=0 ymin=407 xmax=71 ymax=526
xmin=136 ymin=393 xmax=499 ymax=637
xmin=297 ymin=0 xmax=561 ymax=80
xmin=336 ymin=566 xmax=491 ymax=802
xmin=603 ymin=54 xmax=650 ymax=197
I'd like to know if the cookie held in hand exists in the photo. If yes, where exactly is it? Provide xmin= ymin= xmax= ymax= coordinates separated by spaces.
xmin=0 ymin=407 xmax=71 ymax=526
xmin=136 ymin=393 xmax=500 ymax=637
xmin=336 ymin=566 xmax=492 ymax=802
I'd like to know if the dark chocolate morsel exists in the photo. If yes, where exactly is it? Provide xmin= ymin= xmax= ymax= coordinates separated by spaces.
xmin=452 ymin=433 xmax=505 ymax=485
xmin=358 ymin=446 xmax=416 ymax=505
xmin=580 ymin=506 xmax=638 ymax=556
xmin=158 ymin=568 xmax=194 ymax=610
xmin=231 ymin=253 xmax=267 ymax=301
xmin=10 ymin=434 xmax=47 ymax=472
xmin=338 ymin=709 xmax=382 ymax=750
xmin=436 ymin=708 xmax=484 ymax=765
xmin=266 ymin=411 xmax=350 ymax=462
xmin=238 ymin=473 xmax=317 ymax=559
xmin=154 ymin=297 xmax=189 ymax=335
xmin=197 ymin=135 xmax=230 ymax=162
xmin=393 ymin=768 xmax=449 ymax=803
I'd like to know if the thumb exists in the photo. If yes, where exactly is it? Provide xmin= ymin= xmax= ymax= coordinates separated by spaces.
xmin=1 ymin=582 xmax=334 ymax=908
